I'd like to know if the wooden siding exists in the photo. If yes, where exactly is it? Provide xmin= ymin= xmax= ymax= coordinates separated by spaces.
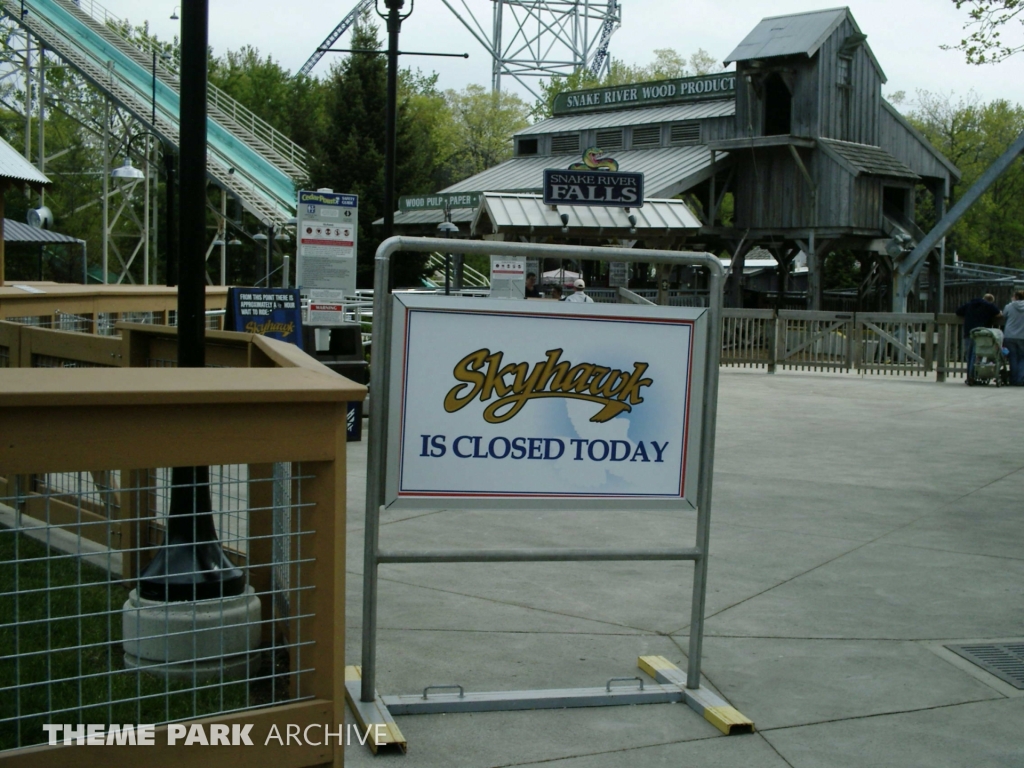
xmin=878 ymin=105 xmax=956 ymax=183
xmin=730 ymin=145 xmax=886 ymax=232
xmin=702 ymin=115 xmax=739 ymax=143
xmin=733 ymin=147 xmax=813 ymax=229
xmin=734 ymin=18 xmax=884 ymax=146
xmin=816 ymin=19 xmax=883 ymax=144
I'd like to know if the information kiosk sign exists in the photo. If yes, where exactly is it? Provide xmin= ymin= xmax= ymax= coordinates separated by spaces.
xmin=385 ymin=295 xmax=706 ymax=510
xmin=295 ymin=190 xmax=358 ymax=295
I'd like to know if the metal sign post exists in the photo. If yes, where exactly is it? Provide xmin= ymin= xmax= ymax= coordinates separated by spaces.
xmin=349 ymin=237 xmax=751 ymax=750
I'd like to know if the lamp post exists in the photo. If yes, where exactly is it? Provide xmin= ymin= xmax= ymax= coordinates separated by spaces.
xmin=377 ymin=0 xmax=412 ymax=257
xmin=137 ymin=0 xmax=245 ymax=603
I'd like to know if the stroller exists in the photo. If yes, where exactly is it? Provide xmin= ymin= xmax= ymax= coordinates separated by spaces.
xmin=968 ymin=327 xmax=1010 ymax=386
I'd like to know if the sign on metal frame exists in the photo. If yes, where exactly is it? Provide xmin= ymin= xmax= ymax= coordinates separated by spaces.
xmin=386 ymin=295 xmax=706 ymax=510
xmin=346 ymin=237 xmax=752 ymax=750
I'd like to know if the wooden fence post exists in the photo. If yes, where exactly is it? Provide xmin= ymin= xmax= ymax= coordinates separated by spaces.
xmin=769 ymin=311 xmax=781 ymax=373
xmin=936 ymin=318 xmax=948 ymax=383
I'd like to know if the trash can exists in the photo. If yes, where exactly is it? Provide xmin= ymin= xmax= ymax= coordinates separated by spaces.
xmin=303 ymin=324 xmax=367 ymax=441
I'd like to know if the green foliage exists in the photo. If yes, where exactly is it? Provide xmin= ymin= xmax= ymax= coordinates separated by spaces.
xmin=822 ymin=251 xmax=862 ymax=291
xmin=947 ymin=1 xmax=1024 ymax=64
xmin=309 ymin=16 xmax=437 ymax=287
xmin=443 ymin=85 xmax=531 ymax=182
xmin=534 ymin=48 xmax=723 ymax=118
xmin=906 ymin=90 xmax=1024 ymax=267
xmin=208 ymin=46 xmax=326 ymax=168
xmin=0 ymin=533 xmax=265 ymax=750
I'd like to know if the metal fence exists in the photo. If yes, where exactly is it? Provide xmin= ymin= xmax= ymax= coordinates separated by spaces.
xmin=1 ymin=464 xmax=314 ymax=751
xmin=0 ymin=324 xmax=361 ymax=763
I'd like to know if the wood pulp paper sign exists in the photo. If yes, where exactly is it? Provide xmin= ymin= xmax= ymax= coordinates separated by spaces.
xmin=386 ymin=295 xmax=707 ymax=510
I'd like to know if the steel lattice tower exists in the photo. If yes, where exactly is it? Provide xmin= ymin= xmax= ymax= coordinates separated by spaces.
xmin=440 ymin=0 xmax=621 ymax=97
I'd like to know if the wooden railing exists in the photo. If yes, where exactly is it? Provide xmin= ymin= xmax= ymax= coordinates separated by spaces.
xmin=1 ymin=307 xmax=970 ymax=382
xmin=0 ymin=313 xmax=364 ymax=763
xmin=720 ymin=309 xmax=967 ymax=380
xmin=0 ymin=284 xmax=229 ymax=334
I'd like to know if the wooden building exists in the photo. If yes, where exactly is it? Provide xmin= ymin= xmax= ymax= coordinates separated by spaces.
xmin=392 ymin=7 xmax=958 ymax=310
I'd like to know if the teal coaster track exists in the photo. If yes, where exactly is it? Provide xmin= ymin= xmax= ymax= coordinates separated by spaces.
xmin=4 ymin=0 xmax=306 ymax=226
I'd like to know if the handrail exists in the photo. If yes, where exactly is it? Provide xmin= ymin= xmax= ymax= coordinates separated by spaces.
xmin=68 ymin=0 xmax=309 ymax=175
xmin=8 ymin=0 xmax=301 ymax=224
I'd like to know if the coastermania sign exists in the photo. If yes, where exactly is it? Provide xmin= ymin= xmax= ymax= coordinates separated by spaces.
xmin=386 ymin=295 xmax=707 ymax=510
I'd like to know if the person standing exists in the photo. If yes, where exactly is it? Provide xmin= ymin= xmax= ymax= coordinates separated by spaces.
xmin=1002 ymin=290 xmax=1024 ymax=386
xmin=956 ymin=293 xmax=1002 ymax=383
xmin=564 ymin=278 xmax=594 ymax=303
xmin=524 ymin=272 xmax=542 ymax=298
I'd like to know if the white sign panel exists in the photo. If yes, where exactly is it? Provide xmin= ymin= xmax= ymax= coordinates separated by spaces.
xmin=295 ymin=190 xmax=358 ymax=295
xmin=608 ymin=262 xmax=629 ymax=288
xmin=489 ymin=256 xmax=526 ymax=300
xmin=307 ymin=288 xmax=346 ymax=326
xmin=386 ymin=295 xmax=706 ymax=510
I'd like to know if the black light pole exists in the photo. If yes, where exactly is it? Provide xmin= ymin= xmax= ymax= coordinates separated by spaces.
xmin=140 ymin=0 xmax=243 ymax=602
xmin=380 ymin=0 xmax=410 ymax=251
xmin=176 ymin=1 xmax=206 ymax=370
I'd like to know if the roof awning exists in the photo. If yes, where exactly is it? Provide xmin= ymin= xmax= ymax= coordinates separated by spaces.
xmin=4 ymin=219 xmax=81 ymax=244
xmin=472 ymin=193 xmax=702 ymax=237
xmin=443 ymin=144 xmax=729 ymax=201
xmin=0 ymin=137 xmax=51 ymax=189
xmin=818 ymin=139 xmax=919 ymax=180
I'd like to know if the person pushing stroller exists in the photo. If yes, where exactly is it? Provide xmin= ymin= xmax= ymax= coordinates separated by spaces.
xmin=956 ymin=293 xmax=1002 ymax=385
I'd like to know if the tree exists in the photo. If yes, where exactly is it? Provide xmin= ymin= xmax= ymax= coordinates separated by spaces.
xmin=208 ymin=46 xmax=328 ymax=166
xmin=948 ymin=1 xmax=1024 ymax=64
xmin=906 ymin=90 xmax=1024 ymax=266
xmin=311 ymin=15 xmax=438 ymax=287
xmin=444 ymin=85 xmax=530 ymax=182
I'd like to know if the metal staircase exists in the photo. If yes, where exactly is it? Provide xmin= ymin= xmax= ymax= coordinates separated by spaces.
xmin=6 ymin=0 xmax=307 ymax=225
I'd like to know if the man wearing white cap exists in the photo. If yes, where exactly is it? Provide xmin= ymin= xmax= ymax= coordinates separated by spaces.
xmin=564 ymin=278 xmax=594 ymax=303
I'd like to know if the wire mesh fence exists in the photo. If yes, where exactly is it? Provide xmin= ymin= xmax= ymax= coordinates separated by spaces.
xmin=0 ymin=463 xmax=316 ymax=752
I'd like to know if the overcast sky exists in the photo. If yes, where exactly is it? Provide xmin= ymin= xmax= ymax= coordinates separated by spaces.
xmin=101 ymin=0 xmax=1022 ymax=110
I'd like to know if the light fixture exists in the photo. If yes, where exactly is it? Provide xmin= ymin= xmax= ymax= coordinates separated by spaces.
xmin=27 ymin=206 xmax=53 ymax=229
xmin=560 ymin=212 xmax=569 ymax=234
xmin=211 ymin=238 xmax=226 ymax=247
xmin=437 ymin=221 xmax=458 ymax=234
xmin=111 ymin=157 xmax=145 ymax=180
xmin=170 ymin=5 xmax=180 ymax=19
xmin=252 ymin=232 xmax=269 ymax=242
xmin=274 ymin=231 xmax=290 ymax=241
xmin=627 ymin=213 xmax=637 ymax=235
xmin=228 ymin=238 xmax=242 ymax=246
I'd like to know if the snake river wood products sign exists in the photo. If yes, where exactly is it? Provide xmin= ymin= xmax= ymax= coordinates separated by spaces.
xmin=386 ymin=295 xmax=707 ymax=510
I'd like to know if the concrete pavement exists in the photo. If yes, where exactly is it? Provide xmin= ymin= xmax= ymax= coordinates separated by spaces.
xmin=341 ymin=369 xmax=1024 ymax=767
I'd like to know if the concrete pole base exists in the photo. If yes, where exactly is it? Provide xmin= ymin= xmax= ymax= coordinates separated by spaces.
xmin=122 ymin=586 xmax=261 ymax=682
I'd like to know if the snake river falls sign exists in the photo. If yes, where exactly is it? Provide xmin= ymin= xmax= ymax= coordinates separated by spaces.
xmin=386 ymin=294 xmax=707 ymax=511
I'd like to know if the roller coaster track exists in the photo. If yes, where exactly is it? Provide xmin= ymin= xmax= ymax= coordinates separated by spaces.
xmin=4 ymin=0 xmax=308 ymax=226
